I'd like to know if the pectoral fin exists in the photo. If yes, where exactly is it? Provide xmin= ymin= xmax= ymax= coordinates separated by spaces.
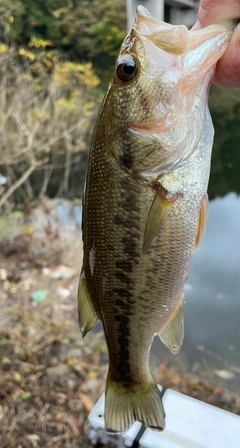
xmin=159 ymin=298 xmax=184 ymax=354
xmin=142 ymin=186 xmax=181 ymax=257
xmin=78 ymin=269 xmax=100 ymax=337
xmin=195 ymin=194 xmax=208 ymax=252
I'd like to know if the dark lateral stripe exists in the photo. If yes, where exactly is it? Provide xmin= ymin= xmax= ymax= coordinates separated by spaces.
xmin=114 ymin=214 xmax=141 ymax=231
xmin=111 ymin=175 xmax=142 ymax=382
xmin=115 ymin=270 xmax=131 ymax=284
xmin=114 ymin=288 xmax=134 ymax=304
xmin=113 ymin=313 xmax=134 ymax=384
xmin=116 ymin=259 xmax=133 ymax=273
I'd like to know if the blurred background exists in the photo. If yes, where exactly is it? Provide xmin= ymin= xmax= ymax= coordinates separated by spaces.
xmin=0 ymin=1 xmax=240 ymax=447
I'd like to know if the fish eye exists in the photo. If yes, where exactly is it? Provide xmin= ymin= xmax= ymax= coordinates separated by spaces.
xmin=117 ymin=55 xmax=138 ymax=82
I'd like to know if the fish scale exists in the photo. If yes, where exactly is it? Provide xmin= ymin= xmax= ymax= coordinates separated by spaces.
xmin=78 ymin=5 xmax=234 ymax=435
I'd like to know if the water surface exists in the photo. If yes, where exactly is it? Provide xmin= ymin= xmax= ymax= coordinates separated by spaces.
xmin=152 ymin=193 xmax=240 ymax=391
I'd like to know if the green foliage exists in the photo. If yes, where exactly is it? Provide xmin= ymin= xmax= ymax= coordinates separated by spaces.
xmin=0 ymin=44 xmax=100 ymax=210
xmin=87 ymin=1 xmax=126 ymax=84
xmin=209 ymin=86 xmax=240 ymax=199
xmin=0 ymin=0 xmax=24 ymax=41
xmin=1 ymin=0 xmax=127 ymax=83
xmin=87 ymin=1 xmax=126 ymax=56
xmin=0 ymin=1 xmax=128 ymax=208
xmin=2 ymin=0 xmax=73 ymax=43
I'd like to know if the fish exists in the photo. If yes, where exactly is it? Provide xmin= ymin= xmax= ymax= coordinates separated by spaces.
xmin=78 ymin=6 xmax=234 ymax=435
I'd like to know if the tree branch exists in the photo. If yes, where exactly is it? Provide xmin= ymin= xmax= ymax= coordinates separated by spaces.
xmin=0 ymin=159 xmax=45 ymax=208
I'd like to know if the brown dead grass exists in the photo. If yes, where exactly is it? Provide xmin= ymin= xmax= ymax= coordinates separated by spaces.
xmin=0 ymin=288 xmax=109 ymax=448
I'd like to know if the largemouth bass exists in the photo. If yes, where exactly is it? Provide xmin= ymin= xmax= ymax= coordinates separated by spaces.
xmin=78 ymin=6 xmax=234 ymax=434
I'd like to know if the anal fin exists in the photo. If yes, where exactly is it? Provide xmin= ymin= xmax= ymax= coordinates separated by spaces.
xmin=78 ymin=269 xmax=100 ymax=337
xmin=142 ymin=185 xmax=182 ymax=257
xmin=159 ymin=297 xmax=184 ymax=354
xmin=195 ymin=193 xmax=208 ymax=252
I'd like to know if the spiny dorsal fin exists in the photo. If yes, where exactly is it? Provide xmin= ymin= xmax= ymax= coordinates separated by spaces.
xmin=142 ymin=186 xmax=182 ymax=257
xmin=195 ymin=193 xmax=208 ymax=252
xmin=78 ymin=270 xmax=100 ymax=337
xmin=159 ymin=297 xmax=184 ymax=354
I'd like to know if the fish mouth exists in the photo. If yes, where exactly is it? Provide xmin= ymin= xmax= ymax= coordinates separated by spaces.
xmin=127 ymin=118 xmax=172 ymax=134
xmin=133 ymin=6 xmax=189 ymax=55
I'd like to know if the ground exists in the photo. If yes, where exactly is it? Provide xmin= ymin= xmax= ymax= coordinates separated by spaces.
xmin=0 ymin=199 xmax=240 ymax=448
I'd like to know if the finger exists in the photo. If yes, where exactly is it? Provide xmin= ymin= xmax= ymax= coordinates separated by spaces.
xmin=191 ymin=20 xmax=202 ymax=31
xmin=198 ymin=1 xmax=240 ymax=27
xmin=213 ymin=22 xmax=240 ymax=88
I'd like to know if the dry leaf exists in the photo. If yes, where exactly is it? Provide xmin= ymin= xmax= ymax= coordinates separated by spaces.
xmin=26 ymin=435 xmax=40 ymax=441
xmin=0 ymin=405 xmax=3 ymax=422
xmin=88 ymin=371 xmax=98 ymax=379
xmin=43 ymin=265 xmax=77 ymax=279
xmin=56 ymin=412 xmax=65 ymax=420
xmin=13 ymin=371 xmax=22 ymax=382
xmin=0 ymin=268 xmax=7 ymax=280
xmin=214 ymin=369 xmax=236 ymax=380
xmin=79 ymin=392 xmax=94 ymax=413
xmin=26 ymin=434 xmax=40 ymax=447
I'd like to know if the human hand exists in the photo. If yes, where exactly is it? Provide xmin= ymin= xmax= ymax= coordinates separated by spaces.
xmin=193 ymin=0 xmax=240 ymax=89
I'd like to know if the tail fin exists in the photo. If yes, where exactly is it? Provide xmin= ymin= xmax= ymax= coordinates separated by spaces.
xmin=104 ymin=375 xmax=165 ymax=434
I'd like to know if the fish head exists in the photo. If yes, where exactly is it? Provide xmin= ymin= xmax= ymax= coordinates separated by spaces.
xmin=109 ymin=6 xmax=181 ymax=125
xmin=107 ymin=6 xmax=234 ymax=133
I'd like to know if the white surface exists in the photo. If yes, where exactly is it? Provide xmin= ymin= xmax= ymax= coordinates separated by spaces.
xmin=88 ymin=388 xmax=240 ymax=448
xmin=140 ymin=389 xmax=240 ymax=448
xmin=88 ymin=394 xmax=105 ymax=429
